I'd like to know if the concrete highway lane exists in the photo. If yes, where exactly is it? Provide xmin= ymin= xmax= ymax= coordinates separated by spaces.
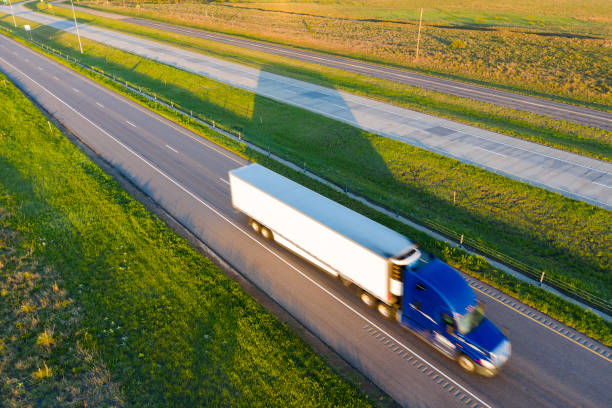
xmin=66 ymin=2 xmax=612 ymax=131
xmin=1 ymin=36 xmax=611 ymax=408
xmin=5 ymin=3 xmax=612 ymax=211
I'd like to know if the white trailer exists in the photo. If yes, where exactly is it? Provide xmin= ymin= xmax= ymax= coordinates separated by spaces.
xmin=229 ymin=164 xmax=420 ymax=307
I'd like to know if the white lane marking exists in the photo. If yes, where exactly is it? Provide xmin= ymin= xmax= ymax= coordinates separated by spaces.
xmin=53 ymin=76 xmax=59 ymax=80
xmin=284 ymin=94 xmax=612 ymax=178
xmin=142 ymin=24 xmax=609 ymax=124
xmin=475 ymin=146 xmax=506 ymax=158
xmin=165 ymin=144 xmax=178 ymax=153
xmin=0 ymin=54 xmax=493 ymax=408
xmin=5 ymin=35 xmax=245 ymax=167
xmin=37 ymin=66 xmax=42 ymax=71
xmin=96 ymin=102 xmax=105 ymax=108
xmin=72 ymin=87 xmax=79 ymax=93
xmin=228 ymin=39 xmax=611 ymax=123
xmin=126 ymin=120 xmax=137 ymax=128
xmin=219 ymin=177 xmax=229 ymax=185
xmin=469 ymin=283 xmax=612 ymax=363
xmin=12 ymin=11 xmax=608 ymax=176
xmin=593 ymin=181 xmax=611 ymax=189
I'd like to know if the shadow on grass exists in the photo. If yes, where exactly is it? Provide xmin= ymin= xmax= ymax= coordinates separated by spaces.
xmin=18 ymin=20 xmax=612 ymax=300
xmin=431 ymin=24 xmax=496 ymax=31
xmin=521 ymin=31 xmax=601 ymax=40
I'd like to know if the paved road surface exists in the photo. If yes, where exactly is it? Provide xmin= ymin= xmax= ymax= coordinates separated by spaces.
xmin=66 ymin=2 xmax=612 ymax=131
xmin=2 ymin=35 xmax=610 ymax=408
xmin=4 ymin=4 xmax=612 ymax=210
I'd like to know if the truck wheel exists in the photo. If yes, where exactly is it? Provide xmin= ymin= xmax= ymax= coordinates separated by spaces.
xmin=249 ymin=219 xmax=261 ymax=234
xmin=457 ymin=354 xmax=476 ymax=373
xmin=261 ymin=227 xmax=273 ymax=240
xmin=377 ymin=303 xmax=393 ymax=319
xmin=360 ymin=292 xmax=376 ymax=308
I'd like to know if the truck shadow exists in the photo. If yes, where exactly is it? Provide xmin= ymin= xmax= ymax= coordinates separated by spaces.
xmin=13 ymin=16 xmax=610 ymax=310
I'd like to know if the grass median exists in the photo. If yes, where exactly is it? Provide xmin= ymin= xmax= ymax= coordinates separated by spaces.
xmin=0 ymin=70 xmax=378 ymax=406
xmin=32 ymin=1 xmax=612 ymax=161
xmin=1 ymin=13 xmax=610 ymax=345
xmin=78 ymin=0 xmax=612 ymax=108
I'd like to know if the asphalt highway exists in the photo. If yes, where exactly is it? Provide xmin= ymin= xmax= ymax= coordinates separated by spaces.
xmin=67 ymin=3 xmax=612 ymax=131
xmin=5 ymin=4 xmax=612 ymax=210
xmin=1 ymin=36 xmax=610 ymax=408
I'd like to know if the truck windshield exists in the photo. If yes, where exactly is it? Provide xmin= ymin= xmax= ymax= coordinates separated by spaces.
xmin=456 ymin=303 xmax=485 ymax=335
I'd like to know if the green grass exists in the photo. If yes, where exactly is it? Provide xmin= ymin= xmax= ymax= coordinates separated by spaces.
xmin=1 ymin=12 xmax=611 ymax=346
xmin=0 ymin=208 xmax=125 ymax=406
xmin=4 ymin=8 xmax=612 ymax=295
xmin=7 ymin=12 xmax=610 ymax=301
xmin=36 ymin=1 xmax=612 ymax=161
xmin=78 ymin=0 xmax=612 ymax=108
xmin=0 ymin=69 xmax=377 ymax=406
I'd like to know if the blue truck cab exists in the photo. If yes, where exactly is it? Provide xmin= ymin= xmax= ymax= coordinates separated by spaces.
xmin=397 ymin=254 xmax=511 ymax=377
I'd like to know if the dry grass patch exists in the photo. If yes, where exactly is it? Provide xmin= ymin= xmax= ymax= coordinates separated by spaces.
xmin=82 ymin=0 xmax=612 ymax=106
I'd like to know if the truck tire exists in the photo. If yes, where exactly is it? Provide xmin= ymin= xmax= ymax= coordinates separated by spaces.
xmin=360 ymin=292 xmax=376 ymax=308
xmin=457 ymin=354 xmax=476 ymax=373
xmin=261 ymin=227 xmax=273 ymax=240
xmin=249 ymin=219 xmax=261 ymax=234
xmin=377 ymin=303 xmax=393 ymax=319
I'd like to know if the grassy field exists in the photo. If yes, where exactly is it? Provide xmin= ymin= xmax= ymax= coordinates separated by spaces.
xmin=0 ymin=71 xmax=378 ymax=406
xmin=80 ymin=0 xmax=612 ymax=108
xmin=2 ymin=13 xmax=612 ymax=348
xmin=2 ymin=12 xmax=609 ymax=306
xmin=31 ymin=3 xmax=612 ymax=162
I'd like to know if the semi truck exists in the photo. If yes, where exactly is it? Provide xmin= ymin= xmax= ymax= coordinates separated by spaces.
xmin=229 ymin=164 xmax=510 ymax=376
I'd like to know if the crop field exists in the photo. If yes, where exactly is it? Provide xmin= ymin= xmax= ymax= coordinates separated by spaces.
xmin=29 ymin=3 xmax=612 ymax=162
xmin=0 ymin=71 xmax=377 ymax=406
xmin=2 ymin=13 xmax=609 ymax=308
xmin=81 ymin=0 xmax=612 ymax=107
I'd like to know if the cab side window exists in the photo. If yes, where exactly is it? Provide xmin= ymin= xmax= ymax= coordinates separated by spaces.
xmin=442 ymin=313 xmax=455 ymax=335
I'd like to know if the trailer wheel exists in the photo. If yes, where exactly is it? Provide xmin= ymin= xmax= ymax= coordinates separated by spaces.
xmin=457 ymin=354 xmax=476 ymax=373
xmin=249 ymin=219 xmax=261 ymax=234
xmin=377 ymin=303 xmax=393 ymax=319
xmin=261 ymin=227 xmax=273 ymax=240
xmin=360 ymin=292 xmax=376 ymax=308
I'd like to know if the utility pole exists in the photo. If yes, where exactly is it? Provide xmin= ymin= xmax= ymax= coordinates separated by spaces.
xmin=7 ymin=0 xmax=16 ymax=27
xmin=69 ymin=0 xmax=83 ymax=54
xmin=415 ymin=7 xmax=423 ymax=61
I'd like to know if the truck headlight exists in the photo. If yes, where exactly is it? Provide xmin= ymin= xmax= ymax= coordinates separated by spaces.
xmin=490 ymin=339 xmax=511 ymax=367
xmin=479 ymin=359 xmax=496 ymax=370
